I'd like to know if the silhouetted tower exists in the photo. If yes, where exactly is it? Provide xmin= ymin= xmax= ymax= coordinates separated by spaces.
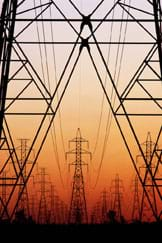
xmin=66 ymin=128 xmax=91 ymax=224
xmin=64 ymin=204 xmax=68 ymax=224
xmin=16 ymin=139 xmax=30 ymax=218
xmin=60 ymin=200 xmax=67 ymax=224
xmin=91 ymin=207 xmax=96 ymax=224
xmin=54 ymin=195 xmax=61 ymax=224
xmin=37 ymin=167 xmax=49 ymax=224
xmin=131 ymin=175 xmax=140 ymax=222
xmin=1 ymin=171 xmax=7 ymax=205
xmin=139 ymin=132 xmax=157 ymax=222
xmin=110 ymin=174 xmax=124 ymax=223
xmin=0 ymin=171 xmax=7 ymax=216
xmin=29 ymin=194 xmax=36 ymax=222
xmin=91 ymin=202 xmax=101 ymax=224
xmin=96 ymin=201 xmax=102 ymax=224
xmin=101 ymin=189 xmax=108 ymax=223
xmin=49 ymin=184 xmax=55 ymax=224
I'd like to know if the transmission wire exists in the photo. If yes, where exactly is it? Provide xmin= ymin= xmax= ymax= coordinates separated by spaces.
xmin=40 ymin=0 xmax=65 ymax=187
xmin=93 ymin=0 xmax=116 ymax=156
xmin=34 ymin=0 xmax=64 ymax=187
xmin=49 ymin=2 xmax=66 ymax=155
xmin=105 ymin=0 xmax=131 ymax=149
xmin=93 ymin=0 xmax=131 ymax=188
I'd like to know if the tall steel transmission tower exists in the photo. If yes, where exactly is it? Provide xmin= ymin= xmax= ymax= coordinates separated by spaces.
xmin=54 ymin=195 xmax=61 ymax=224
xmin=110 ymin=174 xmax=124 ymax=223
xmin=0 ymin=0 xmax=162 ymax=221
xmin=29 ymin=194 xmax=36 ymax=222
xmin=16 ymin=139 xmax=30 ymax=218
xmin=66 ymin=128 xmax=91 ymax=224
xmin=36 ymin=167 xmax=49 ymax=224
xmin=137 ymin=132 xmax=158 ymax=222
xmin=131 ymin=175 xmax=140 ymax=222
xmin=101 ymin=189 xmax=108 ymax=224
xmin=0 ymin=171 xmax=7 ymax=218
xmin=49 ymin=184 xmax=55 ymax=224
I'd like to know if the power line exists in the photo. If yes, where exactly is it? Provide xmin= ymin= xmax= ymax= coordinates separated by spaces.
xmin=34 ymin=0 xmax=65 ymax=187
xmin=49 ymin=2 xmax=66 ymax=155
xmin=93 ymin=0 xmax=116 ymax=156
xmin=93 ymin=0 xmax=131 ymax=189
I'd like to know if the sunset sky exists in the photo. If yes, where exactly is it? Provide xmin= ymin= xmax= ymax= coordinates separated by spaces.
xmin=1 ymin=0 xmax=162 ymax=221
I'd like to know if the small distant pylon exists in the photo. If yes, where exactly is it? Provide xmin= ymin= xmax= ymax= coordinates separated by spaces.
xmin=1 ymin=171 xmax=7 ymax=206
xmin=110 ymin=174 xmax=124 ymax=223
xmin=139 ymin=132 xmax=158 ymax=222
xmin=96 ymin=201 xmax=102 ymax=224
xmin=54 ymin=195 xmax=61 ymax=224
xmin=90 ymin=209 xmax=96 ymax=224
xmin=36 ymin=167 xmax=50 ymax=224
xmin=49 ymin=184 xmax=55 ymax=224
xmin=90 ymin=202 xmax=100 ymax=224
xmin=29 ymin=194 xmax=36 ymax=222
xmin=66 ymin=128 xmax=92 ymax=224
xmin=0 ymin=171 xmax=7 ymax=217
xmin=60 ymin=200 xmax=67 ymax=224
xmin=101 ymin=189 xmax=108 ymax=223
xmin=16 ymin=139 xmax=30 ymax=218
xmin=131 ymin=175 xmax=140 ymax=222
xmin=64 ymin=204 xmax=68 ymax=224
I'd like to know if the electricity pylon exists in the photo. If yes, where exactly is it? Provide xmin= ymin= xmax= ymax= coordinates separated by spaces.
xmin=110 ymin=174 xmax=124 ymax=223
xmin=36 ymin=167 xmax=49 ymax=224
xmin=0 ymin=171 xmax=7 ymax=218
xmin=29 ymin=194 xmax=36 ymax=222
xmin=66 ymin=128 xmax=91 ymax=224
xmin=131 ymin=175 xmax=140 ymax=222
xmin=54 ymin=195 xmax=61 ymax=224
xmin=0 ymin=0 xmax=162 ymax=221
xmin=101 ymin=189 xmax=108 ymax=224
xmin=16 ymin=139 xmax=30 ymax=218
xmin=48 ymin=184 xmax=55 ymax=224
xmin=137 ymin=132 xmax=158 ymax=222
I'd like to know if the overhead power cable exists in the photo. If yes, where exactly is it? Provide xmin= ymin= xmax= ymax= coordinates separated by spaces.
xmin=34 ymin=0 xmax=65 ymax=187
xmin=93 ymin=0 xmax=131 ymax=188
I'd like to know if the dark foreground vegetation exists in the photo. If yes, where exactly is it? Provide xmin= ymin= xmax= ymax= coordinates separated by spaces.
xmin=0 ymin=220 xmax=161 ymax=242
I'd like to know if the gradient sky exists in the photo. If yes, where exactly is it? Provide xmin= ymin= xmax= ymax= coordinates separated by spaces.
xmin=1 ymin=0 xmax=162 ymax=220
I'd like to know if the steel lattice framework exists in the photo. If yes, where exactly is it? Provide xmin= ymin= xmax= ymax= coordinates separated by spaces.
xmin=0 ymin=0 xmax=161 ymax=221
xmin=66 ymin=128 xmax=91 ymax=224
